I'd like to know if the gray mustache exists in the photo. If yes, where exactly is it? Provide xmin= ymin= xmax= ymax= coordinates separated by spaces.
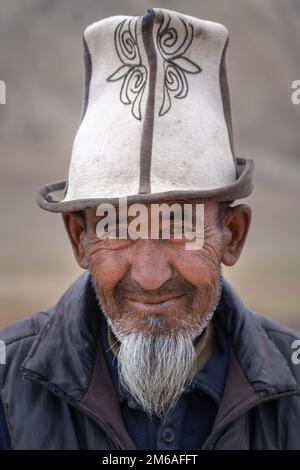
xmin=115 ymin=278 xmax=196 ymax=301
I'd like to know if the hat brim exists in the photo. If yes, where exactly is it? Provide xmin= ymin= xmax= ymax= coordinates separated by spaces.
xmin=37 ymin=157 xmax=254 ymax=213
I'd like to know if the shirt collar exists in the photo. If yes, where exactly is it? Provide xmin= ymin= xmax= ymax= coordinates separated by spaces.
xmin=188 ymin=313 xmax=229 ymax=405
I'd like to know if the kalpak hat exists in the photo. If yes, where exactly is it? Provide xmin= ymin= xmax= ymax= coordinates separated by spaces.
xmin=37 ymin=7 xmax=254 ymax=213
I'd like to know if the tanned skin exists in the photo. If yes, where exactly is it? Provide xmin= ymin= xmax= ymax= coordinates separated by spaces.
xmin=62 ymin=201 xmax=251 ymax=338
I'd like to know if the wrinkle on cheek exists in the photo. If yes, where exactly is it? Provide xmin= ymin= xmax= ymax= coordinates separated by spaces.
xmin=85 ymin=236 xmax=131 ymax=306
xmin=89 ymin=250 xmax=129 ymax=283
xmin=200 ymin=244 xmax=221 ymax=270
xmin=167 ymin=244 xmax=222 ymax=318
xmin=202 ymin=224 xmax=224 ymax=266
xmin=168 ymin=251 xmax=219 ymax=319
xmin=170 ymin=234 xmax=222 ymax=282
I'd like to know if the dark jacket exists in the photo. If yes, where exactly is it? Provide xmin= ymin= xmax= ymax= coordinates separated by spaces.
xmin=0 ymin=272 xmax=300 ymax=450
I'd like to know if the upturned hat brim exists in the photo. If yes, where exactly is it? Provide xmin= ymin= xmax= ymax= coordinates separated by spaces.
xmin=37 ymin=157 xmax=254 ymax=213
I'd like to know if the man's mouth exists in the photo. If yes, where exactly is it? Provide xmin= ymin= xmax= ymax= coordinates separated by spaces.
xmin=124 ymin=293 xmax=184 ymax=313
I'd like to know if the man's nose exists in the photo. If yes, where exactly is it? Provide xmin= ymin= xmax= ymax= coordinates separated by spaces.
xmin=130 ymin=241 xmax=173 ymax=291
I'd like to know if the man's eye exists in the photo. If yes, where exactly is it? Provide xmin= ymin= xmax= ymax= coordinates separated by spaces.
xmin=161 ymin=221 xmax=184 ymax=238
xmin=164 ymin=221 xmax=199 ymax=241
xmin=96 ymin=224 xmax=128 ymax=239
xmin=111 ymin=226 xmax=128 ymax=238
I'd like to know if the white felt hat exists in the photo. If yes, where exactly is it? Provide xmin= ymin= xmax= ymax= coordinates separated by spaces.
xmin=38 ymin=7 xmax=254 ymax=212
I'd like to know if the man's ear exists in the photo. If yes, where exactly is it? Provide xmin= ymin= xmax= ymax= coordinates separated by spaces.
xmin=221 ymin=204 xmax=252 ymax=266
xmin=62 ymin=213 xmax=89 ymax=269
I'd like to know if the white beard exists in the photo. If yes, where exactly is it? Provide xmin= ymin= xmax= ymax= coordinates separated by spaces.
xmin=100 ymin=278 xmax=222 ymax=420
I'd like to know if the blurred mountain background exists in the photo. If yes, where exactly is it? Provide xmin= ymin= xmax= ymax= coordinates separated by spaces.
xmin=0 ymin=0 xmax=299 ymax=328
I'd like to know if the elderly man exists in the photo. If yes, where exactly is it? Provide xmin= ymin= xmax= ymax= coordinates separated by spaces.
xmin=1 ymin=7 xmax=300 ymax=450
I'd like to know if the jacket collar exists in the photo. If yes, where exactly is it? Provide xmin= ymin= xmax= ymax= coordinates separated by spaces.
xmin=219 ymin=278 xmax=299 ymax=397
xmin=210 ymin=278 xmax=300 ymax=437
xmin=21 ymin=271 xmax=135 ymax=449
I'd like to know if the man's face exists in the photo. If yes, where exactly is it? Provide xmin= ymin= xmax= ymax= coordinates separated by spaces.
xmin=65 ymin=199 xmax=250 ymax=417
xmin=84 ymin=200 xmax=224 ymax=340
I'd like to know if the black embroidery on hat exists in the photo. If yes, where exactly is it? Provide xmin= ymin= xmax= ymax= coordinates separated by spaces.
xmin=106 ymin=18 xmax=147 ymax=121
xmin=107 ymin=13 xmax=201 ymax=120
xmin=156 ymin=13 xmax=202 ymax=117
